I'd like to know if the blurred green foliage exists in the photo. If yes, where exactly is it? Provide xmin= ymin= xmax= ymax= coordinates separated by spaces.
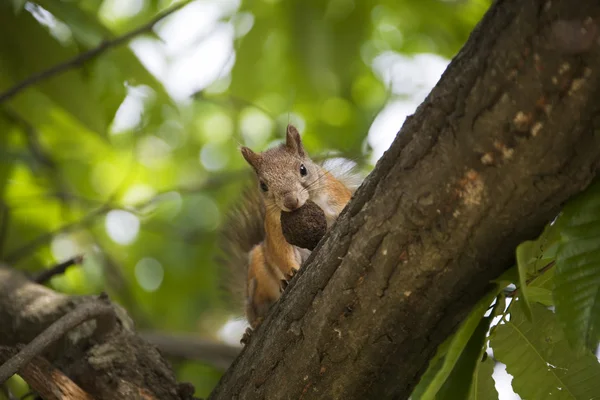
xmin=0 ymin=0 xmax=490 ymax=396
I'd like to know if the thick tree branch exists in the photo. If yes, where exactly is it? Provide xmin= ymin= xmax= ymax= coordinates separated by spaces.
xmin=140 ymin=332 xmax=241 ymax=371
xmin=0 ymin=0 xmax=192 ymax=104
xmin=0 ymin=298 xmax=115 ymax=383
xmin=0 ymin=267 xmax=194 ymax=400
xmin=209 ymin=1 xmax=600 ymax=399
xmin=0 ymin=347 xmax=93 ymax=400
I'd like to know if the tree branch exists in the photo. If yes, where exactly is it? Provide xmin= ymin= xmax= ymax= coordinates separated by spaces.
xmin=0 ymin=0 xmax=192 ymax=104
xmin=140 ymin=332 xmax=240 ymax=371
xmin=505 ymin=260 xmax=556 ymax=297
xmin=32 ymin=255 xmax=85 ymax=284
xmin=0 ymin=266 xmax=194 ymax=399
xmin=0 ymin=298 xmax=116 ymax=384
xmin=0 ymin=347 xmax=93 ymax=400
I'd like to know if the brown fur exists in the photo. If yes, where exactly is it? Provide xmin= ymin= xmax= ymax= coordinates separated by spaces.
xmin=216 ymin=187 xmax=264 ymax=311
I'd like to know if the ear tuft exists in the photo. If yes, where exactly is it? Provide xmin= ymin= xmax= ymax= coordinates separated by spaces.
xmin=241 ymin=146 xmax=261 ymax=169
xmin=285 ymin=124 xmax=305 ymax=156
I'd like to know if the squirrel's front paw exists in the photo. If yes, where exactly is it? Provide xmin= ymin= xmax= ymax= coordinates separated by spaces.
xmin=279 ymin=269 xmax=297 ymax=293
xmin=241 ymin=317 xmax=264 ymax=345
xmin=240 ymin=327 xmax=253 ymax=346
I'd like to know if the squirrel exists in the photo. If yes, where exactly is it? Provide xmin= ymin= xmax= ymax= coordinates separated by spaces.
xmin=218 ymin=124 xmax=361 ymax=344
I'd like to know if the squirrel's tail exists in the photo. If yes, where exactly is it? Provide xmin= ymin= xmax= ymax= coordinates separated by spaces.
xmin=321 ymin=157 xmax=364 ymax=194
xmin=216 ymin=186 xmax=265 ymax=313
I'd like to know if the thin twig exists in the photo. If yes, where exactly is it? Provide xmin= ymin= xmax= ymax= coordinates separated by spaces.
xmin=33 ymin=255 xmax=85 ymax=284
xmin=505 ymin=260 xmax=556 ymax=297
xmin=0 ymin=299 xmax=116 ymax=384
xmin=0 ymin=0 xmax=192 ymax=104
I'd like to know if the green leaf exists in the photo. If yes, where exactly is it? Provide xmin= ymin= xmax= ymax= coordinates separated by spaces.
xmin=436 ymin=311 xmax=494 ymax=399
xmin=514 ymin=220 xmax=562 ymax=318
xmin=36 ymin=0 xmax=106 ymax=47
xmin=468 ymin=355 xmax=498 ymax=400
xmin=437 ymin=293 xmax=504 ymax=400
xmin=526 ymin=286 xmax=554 ymax=306
xmin=516 ymin=240 xmax=535 ymax=319
xmin=554 ymin=181 xmax=600 ymax=350
xmin=527 ymin=264 xmax=555 ymax=306
xmin=27 ymin=0 xmax=174 ymax=131
xmin=0 ymin=5 xmax=107 ymax=135
xmin=491 ymin=303 xmax=600 ymax=400
xmin=417 ymin=289 xmax=498 ymax=400
xmin=410 ymin=342 xmax=448 ymax=400
xmin=514 ymin=221 xmax=561 ymax=315
xmin=529 ymin=263 xmax=556 ymax=289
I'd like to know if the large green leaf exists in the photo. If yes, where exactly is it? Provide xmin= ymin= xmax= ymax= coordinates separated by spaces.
xmin=438 ymin=295 xmax=503 ymax=400
xmin=467 ymin=356 xmax=498 ymax=400
xmin=554 ymin=181 xmax=600 ymax=350
xmin=413 ymin=289 xmax=498 ymax=400
xmin=491 ymin=303 xmax=600 ymax=400
xmin=410 ymin=334 xmax=450 ymax=399
xmin=516 ymin=240 xmax=535 ymax=319
xmin=436 ymin=311 xmax=495 ymax=400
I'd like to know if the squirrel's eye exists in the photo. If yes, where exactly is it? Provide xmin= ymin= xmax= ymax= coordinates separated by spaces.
xmin=260 ymin=181 xmax=268 ymax=192
xmin=299 ymin=164 xmax=307 ymax=176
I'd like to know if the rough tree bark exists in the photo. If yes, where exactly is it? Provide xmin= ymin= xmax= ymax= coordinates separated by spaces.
xmin=0 ymin=267 xmax=195 ymax=400
xmin=209 ymin=0 xmax=600 ymax=399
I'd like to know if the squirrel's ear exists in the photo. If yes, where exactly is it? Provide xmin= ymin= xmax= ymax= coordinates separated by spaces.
xmin=285 ymin=124 xmax=305 ymax=157
xmin=241 ymin=146 xmax=261 ymax=169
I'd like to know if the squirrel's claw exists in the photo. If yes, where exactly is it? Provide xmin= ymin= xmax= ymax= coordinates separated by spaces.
xmin=280 ymin=279 xmax=288 ymax=293
xmin=240 ymin=327 xmax=253 ymax=346
xmin=279 ymin=269 xmax=298 ymax=293
xmin=241 ymin=317 xmax=264 ymax=346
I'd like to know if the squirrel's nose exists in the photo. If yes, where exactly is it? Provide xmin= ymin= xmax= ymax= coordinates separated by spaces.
xmin=283 ymin=192 xmax=300 ymax=210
